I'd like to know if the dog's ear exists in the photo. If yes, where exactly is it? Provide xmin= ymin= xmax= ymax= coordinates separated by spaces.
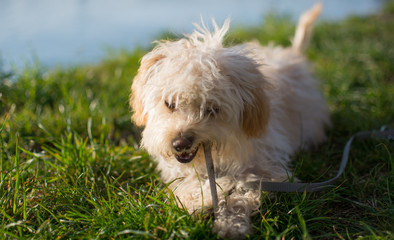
xmin=241 ymin=87 xmax=270 ymax=138
xmin=218 ymin=51 xmax=270 ymax=138
xmin=130 ymin=54 xmax=165 ymax=126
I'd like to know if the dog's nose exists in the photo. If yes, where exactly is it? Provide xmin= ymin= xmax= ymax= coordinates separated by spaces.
xmin=172 ymin=135 xmax=194 ymax=152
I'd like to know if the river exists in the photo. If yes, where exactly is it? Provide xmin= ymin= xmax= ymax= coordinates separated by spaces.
xmin=0 ymin=0 xmax=383 ymax=70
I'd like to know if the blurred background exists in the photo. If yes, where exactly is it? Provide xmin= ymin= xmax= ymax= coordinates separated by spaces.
xmin=0 ymin=0 xmax=383 ymax=70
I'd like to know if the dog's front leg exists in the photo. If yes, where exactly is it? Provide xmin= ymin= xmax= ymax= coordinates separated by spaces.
xmin=213 ymin=186 xmax=261 ymax=239
xmin=171 ymin=175 xmax=235 ymax=214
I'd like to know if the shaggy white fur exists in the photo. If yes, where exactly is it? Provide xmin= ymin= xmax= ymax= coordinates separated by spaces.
xmin=130 ymin=3 xmax=329 ymax=238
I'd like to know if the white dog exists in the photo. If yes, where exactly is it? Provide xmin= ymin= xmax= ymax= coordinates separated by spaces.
xmin=130 ymin=3 xmax=329 ymax=238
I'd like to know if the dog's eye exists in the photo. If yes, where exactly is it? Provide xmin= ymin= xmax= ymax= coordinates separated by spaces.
xmin=164 ymin=101 xmax=175 ymax=111
xmin=206 ymin=107 xmax=219 ymax=116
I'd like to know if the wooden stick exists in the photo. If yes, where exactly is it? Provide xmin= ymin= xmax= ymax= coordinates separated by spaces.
xmin=203 ymin=142 xmax=219 ymax=209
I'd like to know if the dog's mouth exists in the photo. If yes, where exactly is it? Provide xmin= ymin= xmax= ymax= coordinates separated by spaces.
xmin=174 ymin=147 xmax=199 ymax=163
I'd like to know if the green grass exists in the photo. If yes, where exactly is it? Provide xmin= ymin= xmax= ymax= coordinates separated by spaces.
xmin=1 ymin=1 xmax=394 ymax=239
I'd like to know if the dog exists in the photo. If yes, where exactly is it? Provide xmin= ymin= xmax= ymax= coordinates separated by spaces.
xmin=130 ymin=3 xmax=329 ymax=238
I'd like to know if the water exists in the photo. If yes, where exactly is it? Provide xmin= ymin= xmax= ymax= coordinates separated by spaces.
xmin=0 ymin=0 xmax=382 ymax=70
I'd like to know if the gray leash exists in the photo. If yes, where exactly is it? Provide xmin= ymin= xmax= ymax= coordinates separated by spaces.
xmin=204 ymin=126 xmax=394 ymax=201
xmin=253 ymin=126 xmax=394 ymax=192
xmin=203 ymin=142 xmax=219 ymax=209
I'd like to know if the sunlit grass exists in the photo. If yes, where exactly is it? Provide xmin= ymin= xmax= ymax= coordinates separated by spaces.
xmin=1 ymin=1 xmax=393 ymax=239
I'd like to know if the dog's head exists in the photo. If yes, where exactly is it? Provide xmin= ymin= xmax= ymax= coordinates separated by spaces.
xmin=130 ymin=20 xmax=270 ymax=164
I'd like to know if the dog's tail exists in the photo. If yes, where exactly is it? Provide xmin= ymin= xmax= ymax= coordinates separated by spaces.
xmin=292 ymin=2 xmax=322 ymax=52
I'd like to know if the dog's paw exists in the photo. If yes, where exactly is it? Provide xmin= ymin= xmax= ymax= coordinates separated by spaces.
xmin=213 ymin=209 xmax=253 ymax=239
xmin=212 ymin=189 xmax=260 ymax=239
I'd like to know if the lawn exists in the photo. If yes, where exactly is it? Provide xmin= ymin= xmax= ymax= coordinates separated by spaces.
xmin=1 ymin=1 xmax=393 ymax=239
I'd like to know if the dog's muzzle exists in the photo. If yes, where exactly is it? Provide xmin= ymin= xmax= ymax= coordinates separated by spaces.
xmin=172 ymin=134 xmax=198 ymax=163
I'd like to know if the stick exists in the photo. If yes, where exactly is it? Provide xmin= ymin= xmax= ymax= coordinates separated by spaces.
xmin=203 ymin=142 xmax=219 ymax=209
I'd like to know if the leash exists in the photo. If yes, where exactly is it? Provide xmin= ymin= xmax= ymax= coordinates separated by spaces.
xmin=204 ymin=126 xmax=394 ymax=201
xmin=256 ymin=126 xmax=394 ymax=192
xmin=203 ymin=142 xmax=219 ymax=209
